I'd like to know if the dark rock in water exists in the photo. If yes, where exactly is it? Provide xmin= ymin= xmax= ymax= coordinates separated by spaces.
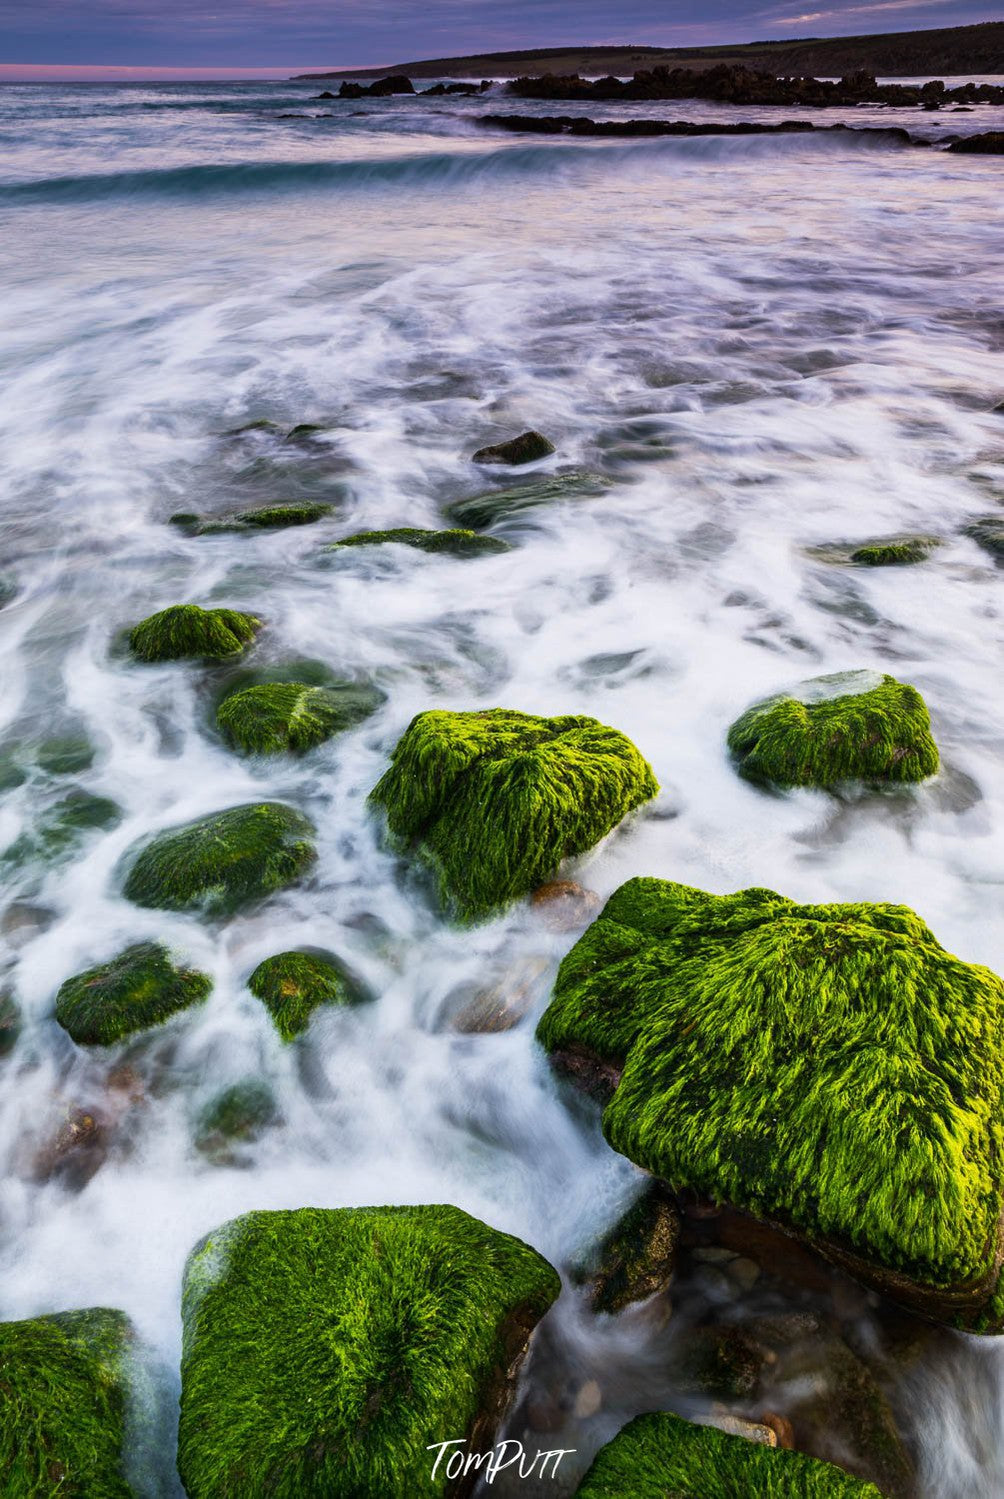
xmin=2 ymin=790 xmax=122 ymax=869
xmin=247 ymin=949 xmax=370 ymax=1041
xmin=30 ymin=1103 xmax=111 ymax=1188
xmin=0 ymin=1308 xmax=141 ymax=1497
xmin=577 ymin=1184 xmax=681 ymax=1314
xmin=128 ymin=603 xmax=262 ymax=662
xmin=36 ymin=733 xmax=95 ymax=775
xmin=314 ymin=90 xmax=336 ymax=99
xmin=445 ymin=469 xmax=609 ymax=530
xmin=472 ymin=430 xmax=556 ymax=466
xmin=422 ymin=81 xmax=481 ymax=96
xmin=284 ymin=422 xmax=329 ymax=442
xmin=170 ymin=503 xmax=333 ymax=536
xmin=195 ymin=1080 xmax=279 ymax=1159
xmin=575 ymin=1412 xmax=883 ymax=1496
xmin=449 ymin=956 xmax=550 ymax=1034
xmin=123 ymin=803 xmax=316 ymax=914
xmin=339 ymin=74 xmax=414 ymax=98
xmin=963 ymin=515 xmax=1004 ymax=557
xmin=177 ymin=1204 xmax=560 ymax=1498
xmin=223 ymin=418 xmax=283 ymax=436
xmin=55 ymin=941 xmax=212 ymax=1045
xmin=947 ymin=131 xmax=1004 ymax=153
xmin=0 ymin=991 xmax=20 ymax=1056
xmin=217 ymin=678 xmax=383 ymax=754
xmin=537 ymin=876 xmax=1004 ymax=1332
xmin=677 ymin=1323 xmax=769 ymax=1399
xmin=326 ymin=526 xmax=511 ymax=558
xmin=0 ymin=573 xmax=17 ymax=609
xmin=479 ymin=113 xmax=913 ymax=146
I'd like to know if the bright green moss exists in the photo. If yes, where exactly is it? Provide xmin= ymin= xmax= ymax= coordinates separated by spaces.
xmin=538 ymin=878 xmax=1004 ymax=1316
xmin=575 ymin=1412 xmax=883 ymax=1497
xmin=54 ymin=941 xmax=212 ymax=1046
xmin=171 ymin=504 xmax=332 ymax=535
xmin=369 ymin=709 xmax=658 ymax=923
xmin=247 ymin=949 xmax=369 ymax=1041
xmin=444 ymin=470 xmax=609 ymax=530
xmin=727 ymin=671 xmax=939 ymax=788
xmin=217 ymin=680 xmax=382 ymax=754
xmin=849 ymin=536 xmax=939 ymax=566
xmin=128 ymin=604 xmax=262 ymax=663
xmin=964 ymin=516 xmax=1004 ymax=559
xmin=122 ymin=803 xmax=316 ymax=914
xmin=177 ymin=1204 xmax=560 ymax=1499
xmin=327 ymin=527 xmax=511 ymax=558
xmin=0 ymin=1308 xmax=137 ymax=1498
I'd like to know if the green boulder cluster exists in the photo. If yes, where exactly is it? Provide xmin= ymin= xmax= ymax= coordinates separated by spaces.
xmin=247 ymin=948 xmax=369 ymax=1040
xmin=128 ymin=604 xmax=261 ymax=663
xmin=55 ymin=941 xmax=211 ymax=1045
xmin=327 ymin=526 xmax=511 ymax=558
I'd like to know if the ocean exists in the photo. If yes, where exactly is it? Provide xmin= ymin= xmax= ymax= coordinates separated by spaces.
xmin=1 ymin=76 xmax=1003 ymax=1495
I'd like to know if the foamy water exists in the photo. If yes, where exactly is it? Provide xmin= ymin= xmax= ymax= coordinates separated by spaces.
xmin=1 ymin=78 xmax=1003 ymax=1495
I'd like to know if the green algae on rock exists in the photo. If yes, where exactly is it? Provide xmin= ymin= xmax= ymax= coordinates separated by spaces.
xmin=327 ymin=527 xmax=511 ymax=558
xmin=0 ymin=1307 xmax=139 ymax=1499
xmin=178 ymin=1204 xmax=560 ymax=1499
xmin=54 ymin=942 xmax=212 ymax=1046
xmin=194 ymin=1080 xmax=279 ymax=1159
xmin=445 ymin=470 xmax=609 ymax=531
xmin=963 ymin=516 xmax=1004 ymax=559
xmin=128 ymin=604 xmax=262 ymax=663
xmin=122 ymin=803 xmax=315 ymax=914
xmin=2 ymin=790 xmax=122 ymax=870
xmin=472 ymin=429 xmax=556 ymax=465
xmin=849 ymin=536 xmax=940 ymax=566
xmin=369 ymin=708 xmax=658 ymax=923
xmin=537 ymin=876 xmax=1004 ymax=1331
xmin=217 ymin=679 xmax=381 ymax=755
xmin=727 ymin=671 xmax=939 ymax=788
xmin=170 ymin=503 xmax=333 ymax=536
xmin=574 ymin=1412 xmax=883 ymax=1497
xmin=575 ymin=1183 xmax=680 ymax=1315
xmin=247 ymin=949 xmax=370 ymax=1041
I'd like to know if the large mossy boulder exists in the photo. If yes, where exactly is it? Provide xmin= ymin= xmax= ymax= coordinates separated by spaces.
xmin=123 ymin=803 xmax=315 ymax=914
xmin=0 ymin=1307 xmax=139 ymax=1498
xmin=574 ymin=1412 xmax=883 ymax=1497
xmin=247 ymin=949 xmax=369 ymax=1040
xmin=128 ymin=604 xmax=261 ymax=663
xmin=369 ymin=709 xmax=658 ymax=923
xmin=55 ymin=941 xmax=212 ymax=1045
xmin=217 ymin=680 xmax=382 ymax=754
xmin=327 ymin=527 xmax=511 ymax=558
xmin=177 ymin=1205 xmax=560 ymax=1499
xmin=444 ymin=470 xmax=608 ymax=531
xmin=537 ymin=877 xmax=1004 ymax=1331
xmin=727 ymin=671 xmax=939 ymax=788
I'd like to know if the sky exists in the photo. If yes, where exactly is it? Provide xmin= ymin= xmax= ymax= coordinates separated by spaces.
xmin=0 ymin=0 xmax=996 ymax=80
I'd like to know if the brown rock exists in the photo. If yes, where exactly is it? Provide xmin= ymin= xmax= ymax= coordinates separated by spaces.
xmin=530 ymin=880 xmax=602 ymax=932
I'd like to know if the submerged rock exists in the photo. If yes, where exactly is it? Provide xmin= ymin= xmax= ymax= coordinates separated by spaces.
xmin=727 ymin=671 xmax=939 ymax=788
xmin=947 ymin=131 xmax=1004 ymax=153
xmin=0 ymin=1307 xmax=140 ymax=1497
xmin=2 ymin=790 xmax=122 ymax=869
xmin=369 ymin=708 xmax=658 ymax=923
xmin=538 ymin=877 xmax=1004 ymax=1331
xmin=55 ymin=942 xmax=212 ymax=1045
xmin=36 ymin=734 xmax=95 ymax=775
xmin=575 ymin=1412 xmax=883 ymax=1496
xmin=577 ymin=1183 xmax=681 ymax=1315
xmin=471 ymin=430 xmax=556 ymax=466
xmin=963 ymin=515 xmax=1004 ymax=558
xmin=128 ymin=604 xmax=262 ymax=663
xmin=326 ymin=527 xmax=511 ymax=558
xmin=0 ymin=991 xmax=21 ymax=1056
xmin=170 ymin=503 xmax=333 ymax=536
xmin=247 ymin=949 xmax=369 ymax=1041
xmin=847 ymin=535 xmax=940 ymax=566
xmin=195 ymin=1080 xmax=279 ymax=1159
xmin=217 ymin=679 xmax=382 ymax=754
xmin=444 ymin=469 xmax=609 ymax=530
xmin=30 ymin=1103 xmax=112 ymax=1189
xmin=177 ymin=1204 xmax=559 ymax=1498
xmin=123 ymin=803 xmax=316 ymax=914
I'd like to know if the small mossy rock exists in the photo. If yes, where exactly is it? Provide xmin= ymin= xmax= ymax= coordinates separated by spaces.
xmin=574 ymin=1412 xmax=884 ymax=1497
xmin=445 ymin=470 xmax=609 ymax=530
xmin=676 ymin=1323 xmax=769 ymax=1400
xmin=2 ymin=791 xmax=122 ymax=869
xmin=247 ymin=948 xmax=368 ymax=1041
xmin=170 ymin=503 xmax=333 ymax=536
xmin=963 ymin=516 xmax=1004 ymax=559
xmin=55 ymin=942 xmax=212 ymax=1045
xmin=537 ymin=877 xmax=1004 ymax=1331
xmin=217 ymin=680 xmax=380 ymax=754
xmin=195 ymin=1080 xmax=278 ymax=1158
xmin=471 ymin=430 xmax=556 ymax=465
xmin=577 ymin=1184 xmax=680 ymax=1314
xmin=122 ymin=803 xmax=315 ymax=914
xmin=177 ymin=1204 xmax=560 ymax=1499
xmin=128 ymin=604 xmax=261 ymax=663
xmin=327 ymin=527 xmax=511 ymax=558
xmin=369 ymin=708 xmax=658 ymax=923
xmin=727 ymin=671 xmax=939 ymax=788
xmin=849 ymin=536 xmax=939 ymax=566
xmin=36 ymin=735 xmax=95 ymax=775
xmin=0 ymin=1307 xmax=139 ymax=1498
xmin=0 ymin=991 xmax=22 ymax=1056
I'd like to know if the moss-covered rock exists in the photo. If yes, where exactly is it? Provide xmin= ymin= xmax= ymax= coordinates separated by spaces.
xmin=217 ymin=679 xmax=382 ymax=755
xmin=2 ymin=791 xmax=122 ymax=870
xmin=727 ymin=671 xmax=939 ymax=788
xmin=195 ymin=1080 xmax=279 ymax=1159
xmin=963 ymin=516 xmax=1004 ymax=559
xmin=0 ymin=1307 xmax=139 ymax=1498
xmin=247 ymin=949 xmax=369 ymax=1041
xmin=0 ymin=991 xmax=22 ymax=1057
xmin=54 ymin=942 xmax=212 ymax=1046
xmin=849 ymin=536 xmax=939 ymax=566
xmin=326 ymin=527 xmax=511 ymax=558
xmin=537 ymin=877 xmax=1004 ymax=1330
xmin=369 ymin=709 xmax=658 ymax=923
xmin=36 ymin=734 xmax=95 ymax=775
xmin=472 ymin=430 xmax=555 ymax=465
xmin=576 ymin=1184 xmax=680 ymax=1315
xmin=177 ymin=1204 xmax=560 ymax=1499
xmin=122 ymin=803 xmax=315 ymax=914
xmin=170 ymin=503 xmax=333 ymax=536
xmin=574 ymin=1412 xmax=883 ymax=1497
xmin=128 ymin=604 xmax=262 ymax=663
xmin=444 ymin=470 xmax=608 ymax=530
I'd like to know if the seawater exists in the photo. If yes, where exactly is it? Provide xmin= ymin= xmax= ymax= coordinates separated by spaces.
xmin=1 ymin=77 xmax=1003 ymax=1495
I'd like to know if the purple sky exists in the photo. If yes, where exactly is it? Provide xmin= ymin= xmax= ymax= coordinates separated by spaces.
xmin=0 ymin=0 xmax=995 ymax=78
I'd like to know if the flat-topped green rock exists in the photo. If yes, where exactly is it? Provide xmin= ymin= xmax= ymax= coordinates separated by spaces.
xmin=217 ymin=679 xmax=382 ymax=754
xmin=727 ymin=671 xmax=939 ymax=788
xmin=326 ymin=527 xmax=511 ymax=558
xmin=178 ymin=1205 xmax=560 ymax=1499
xmin=128 ymin=604 xmax=261 ymax=663
xmin=171 ymin=503 xmax=333 ymax=536
xmin=55 ymin=941 xmax=211 ymax=1045
xmin=445 ymin=470 xmax=609 ymax=531
xmin=848 ymin=535 xmax=939 ymax=566
xmin=123 ymin=803 xmax=315 ymax=914
xmin=0 ymin=1307 xmax=139 ymax=1498
xmin=538 ymin=877 xmax=1004 ymax=1330
xmin=575 ymin=1412 xmax=883 ymax=1497
xmin=370 ymin=708 xmax=658 ymax=922
xmin=248 ymin=949 xmax=370 ymax=1040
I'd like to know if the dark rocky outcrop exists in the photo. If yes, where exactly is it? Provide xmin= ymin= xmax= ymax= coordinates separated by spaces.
xmin=338 ymin=75 xmax=415 ymax=98
xmin=947 ymin=131 xmax=1004 ymax=153
xmin=471 ymin=430 xmax=556 ymax=466
xmin=479 ymin=114 xmax=914 ymax=146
